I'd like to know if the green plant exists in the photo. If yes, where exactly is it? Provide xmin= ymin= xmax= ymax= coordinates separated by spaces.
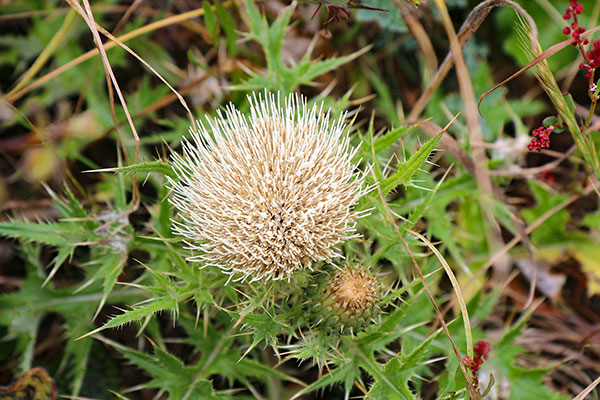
xmin=1 ymin=0 xmax=598 ymax=399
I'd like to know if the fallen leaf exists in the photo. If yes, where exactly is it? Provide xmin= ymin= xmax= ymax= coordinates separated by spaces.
xmin=0 ymin=367 xmax=57 ymax=400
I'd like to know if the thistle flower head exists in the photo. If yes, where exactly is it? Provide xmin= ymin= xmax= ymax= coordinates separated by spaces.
xmin=169 ymin=92 xmax=368 ymax=283
xmin=308 ymin=265 xmax=380 ymax=333
xmin=327 ymin=267 xmax=379 ymax=314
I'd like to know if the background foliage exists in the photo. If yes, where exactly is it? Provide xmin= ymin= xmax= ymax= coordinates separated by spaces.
xmin=1 ymin=0 xmax=600 ymax=399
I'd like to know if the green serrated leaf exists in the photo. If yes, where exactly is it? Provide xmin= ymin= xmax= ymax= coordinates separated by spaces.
xmin=104 ymin=337 xmax=220 ymax=399
xmin=100 ymin=252 xmax=128 ymax=308
xmin=237 ymin=357 xmax=298 ymax=382
xmin=381 ymin=133 xmax=442 ymax=195
xmin=48 ymin=185 xmax=96 ymax=231
xmin=369 ymin=332 xmax=437 ymax=399
xmin=0 ymin=221 xmax=97 ymax=247
xmin=241 ymin=313 xmax=289 ymax=349
xmin=266 ymin=5 xmax=293 ymax=70
xmin=292 ymin=363 xmax=355 ymax=398
xmin=403 ymin=173 xmax=445 ymax=232
xmin=42 ymin=245 xmax=75 ymax=286
xmin=90 ymin=160 xmax=175 ymax=179
xmin=368 ymin=357 xmax=416 ymax=399
xmin=372 ymin=126 xmax=412 ymax=154
xmin=292 ymin=48 xmax=366 ymax=88
xmin=103 ymin=297 xmax=177 ymax=330
xmin=245 ymin=0 xmax=268 ymax=45
xmin=236 ymin=0 xmax=367 ymax=93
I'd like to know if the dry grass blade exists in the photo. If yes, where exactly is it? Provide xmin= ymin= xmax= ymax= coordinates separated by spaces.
xmin=68 ymin=2 xmax=196 ymax=132
xmin=395 ymin=0 xmax=437 ymax=81
xmin=68 ymin=0 xmax=140 ymax=163
xmin=5 ymin=9 xmax=77 ymax=98
xmin=74 ymin=0 xmax=143 ymax=115
xmin=406 ymin=229 xmax=473 ymax=358
xmin=3 ymin=3 xmax=232 ymax=103
xmin=433 ymin=0 xmax=509 ymax=282
xmin=0 ymin=5 xmax=209 ymax=38
xmin=102 ymin=75 xmax=211 ymax=138
xmin=0 ymin=5 xmax=132 ymax=21
xmin=572 ymin=375 xmax=600 ymax=400
xmin=408 ymin=0 xmax=537 ymax=123
xmin=479 ymin=25 xmax=600 ymax=111
xmin=112 ymin=0 xmax=145 ymax=34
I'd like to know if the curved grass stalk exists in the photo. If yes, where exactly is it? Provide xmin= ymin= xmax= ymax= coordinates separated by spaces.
xmin=5 ymin=9 xmax=77 ymax=98
xmin=370 ymin=169 xmax=479 ymax=399
xmin=3 ymin=2 xmax=232 ymax=103
xmin=406 ymin=228 xmax=474 ymax=359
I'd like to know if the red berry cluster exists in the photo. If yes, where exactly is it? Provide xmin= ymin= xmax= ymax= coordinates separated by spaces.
xmin=563 ymin=0 xmax=584 ymax=18
xmin=563 ymin=0 xmax=600 ymax=79
xmin=584 ymin=40 xmax=600 ymax=71
xmin=563 ymin=0 xmax=588 ymax=50
xmin=563 ymin=23 xmax=586 ymax=44
xmin=528 ymin=125 xmax=554 ymax=152
xmin=464 ymin=340 xmax=491 ymax=373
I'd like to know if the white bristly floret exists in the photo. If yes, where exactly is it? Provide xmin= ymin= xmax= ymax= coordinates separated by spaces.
xmin=168 ymin=92 xmax=369 ymax=283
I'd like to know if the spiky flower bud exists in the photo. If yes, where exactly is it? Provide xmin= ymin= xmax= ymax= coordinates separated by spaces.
xmin=312 ymin=266 xmax=380 ymax=332
xmin=168 ymin=92 xmax=368 ymax=283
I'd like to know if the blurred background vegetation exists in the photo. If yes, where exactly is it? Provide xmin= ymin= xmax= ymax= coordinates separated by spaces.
xmin=1 ymin=0 xmax=600 ymax=399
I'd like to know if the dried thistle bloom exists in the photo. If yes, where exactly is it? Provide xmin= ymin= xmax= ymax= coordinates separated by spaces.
xmin=169 ymin=92 xmax=368 ymax=282
xmin=310 ymin=266 xmax=380 ymax=333
xmin=328 ymin=267 xmax=378 ymax=314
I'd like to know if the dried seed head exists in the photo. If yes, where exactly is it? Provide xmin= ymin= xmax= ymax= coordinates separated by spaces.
xmin=328 ymin=267 xmax=378 ymax=314
xmin=310 ymin=266 xmax=380 ymax=332
xmin=168 ymin=92 xmax=368 ymax=283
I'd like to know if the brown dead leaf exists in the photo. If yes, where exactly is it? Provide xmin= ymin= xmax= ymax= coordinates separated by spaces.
xmin=0 ymin=368 xmax=57 ymax=400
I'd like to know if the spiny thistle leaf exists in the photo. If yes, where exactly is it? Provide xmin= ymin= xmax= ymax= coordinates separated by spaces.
xmin=368 ymin=357 xmax=418 ymax=399
xmin=402 ymin=166 xmax=450 ymax=230
xmin=88 ymin=160 xmax=176 ymax=179
xmin=0 ymin=243 xmax=137 ymax=395
xmin=241 ymin=313 xmax=294 ymax=350
xmin=101 ymin=336 xmax=220 ymax=399
xmin=291 ymin=362 xmax=356 ymax=400
xmin=48 ymin=185 xmax=97 ymax=230
xmin=371 ymin=125 xmax=412 ymax=155
xmin=0 ymin=221 xmax=99 ymax=247
xmin=215 ymin=2 xmax=237 ymax=56
xmin=381 ymin=132 xmax=442 ymax=195
xmin=235 ymin=0 xmax=370 ymax=93
xmin=102 ymin=297 xmax=178 ymax=331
